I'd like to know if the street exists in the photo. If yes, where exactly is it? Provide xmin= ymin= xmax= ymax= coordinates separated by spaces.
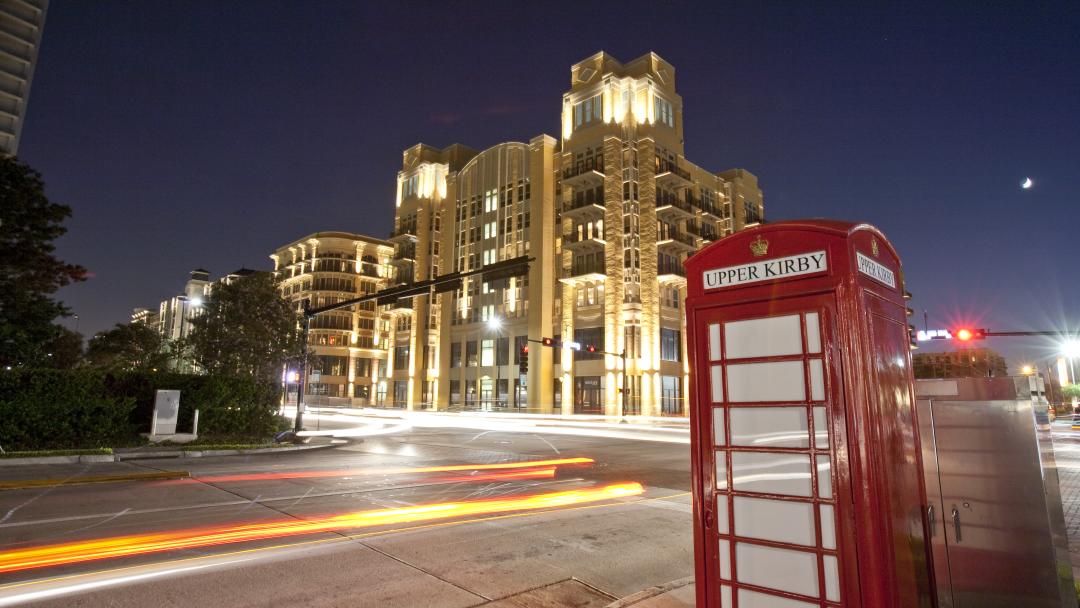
xmin=0 ymin=412 xmax=693 ymax=607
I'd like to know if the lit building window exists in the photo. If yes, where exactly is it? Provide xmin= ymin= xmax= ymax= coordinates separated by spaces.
xmin=574 ymin=93 xmax=602 ymax=130
xmin=653 ymin=95 xmax=674 ymax=127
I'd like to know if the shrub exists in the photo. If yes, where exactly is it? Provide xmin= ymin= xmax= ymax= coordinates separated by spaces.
xmin=0 ymin=369 xmax=282 ymax=450
xmin=0 ymin=370 xmax=137 ymax=450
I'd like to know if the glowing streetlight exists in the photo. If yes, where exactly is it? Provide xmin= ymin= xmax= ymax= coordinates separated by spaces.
xmin=487 ymin=315 xmax=502 ymax=331
xmin=190 ymin=296 xmax=203 ymax=308
xmin=1021 ymin=365 xmax=1034 ymax=376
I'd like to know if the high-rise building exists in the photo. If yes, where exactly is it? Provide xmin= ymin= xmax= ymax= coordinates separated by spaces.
xmin=271 ymin=232 xmax=394 ymax=405
xmin=0 ymin=0 xmax=48 ymax=156
xmin=387 ymin=52 xmax=765 ymax=416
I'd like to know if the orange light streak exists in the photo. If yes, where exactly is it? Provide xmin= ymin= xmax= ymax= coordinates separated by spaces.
xmin=0 ymin=482 xmax=643 ymax=575
xmin=187 ymin=456 xmax=594 ymax=484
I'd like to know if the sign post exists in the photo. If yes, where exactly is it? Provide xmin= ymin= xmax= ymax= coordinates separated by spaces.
xmin=684 ymin=220 xmax=933 ymax=607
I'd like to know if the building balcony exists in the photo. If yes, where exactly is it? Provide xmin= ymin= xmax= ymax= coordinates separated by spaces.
xmin=389 ymin=227 xmax=418 ymax=243
xmin=658 ymin=264 xmax=687 ymax=285
xmin=655 ymin=164 xmax=693 ymax=190
xmin=563 ymin=196 xmax=606 ymax=219
xmin=656 ymin=197 xmax=694 ymax=222
xmin=657 ymin=231 xmax=697 ymax=253
xmin=562 ymin=160 xmax=605 ymax=189
xmin=563 ymin=231 xmax=607 ymax=251
xmin=559 ymin=264 xmax=606 ymax=285
xmin=686 ymin=223 xmax=720 ymax=243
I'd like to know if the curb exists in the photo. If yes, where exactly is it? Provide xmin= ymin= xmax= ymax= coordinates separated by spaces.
xmin=115 ymin=442 xmax=333 ymax=461
xmin=0 ymin=454 xmax=115 ymax=466
xmin=0 ymin=442 xmax=334 ymax=466
xmin=0 ymin=469 xmax=190 ymax=491
xmin=604 ymin=577 xmax=694 ymax=608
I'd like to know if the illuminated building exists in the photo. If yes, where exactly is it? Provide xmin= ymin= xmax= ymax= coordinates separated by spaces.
xmin=388 ymin=52 xmax=765 ymax=415
xmin=0 ymin=0 xmax=47 ymax=155
xmin=912 ymin=348 xmax=1008 ymax=379
xmin=270 ymin=232 xmax=394 ymax=404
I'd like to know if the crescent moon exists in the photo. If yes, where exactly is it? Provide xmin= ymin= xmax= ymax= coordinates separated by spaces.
xmin=1022 ymin=177 xmax=1033 ymax=189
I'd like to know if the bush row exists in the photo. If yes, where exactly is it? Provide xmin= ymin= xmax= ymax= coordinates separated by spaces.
xmin=0 ymin=370 xmax=282 ymax=450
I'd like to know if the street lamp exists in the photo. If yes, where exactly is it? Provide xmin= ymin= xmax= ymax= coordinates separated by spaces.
xmin=1062 ymin=340 xmax=1080 ymax=385
xmin=487 ymin=315 xmax=502 ymax=410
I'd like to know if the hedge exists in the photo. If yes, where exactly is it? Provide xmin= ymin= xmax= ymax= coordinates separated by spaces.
xmin=0 ymin=370 xmax=282 ymax=450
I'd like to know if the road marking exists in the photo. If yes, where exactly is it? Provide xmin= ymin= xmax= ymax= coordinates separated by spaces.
xmin=0 ymin=471 xmax=190 ymax=491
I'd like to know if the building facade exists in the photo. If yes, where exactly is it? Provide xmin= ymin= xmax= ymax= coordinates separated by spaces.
xmin=271 ymin=232 xmax=394 ymax=405
xmin=0 ymin=0 xmax=47 ymax=155
xmin=913 ymin=348 xmax=1009 ymax=379
xmin=386 ymin=52 xmax=765 ymax=416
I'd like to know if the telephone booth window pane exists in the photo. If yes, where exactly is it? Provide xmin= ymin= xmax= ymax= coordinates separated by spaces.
xmin=710 ymin=365 xmax=724 ymax=403
xmin=737 ymin=589 xmax=816 ymax=608
xmin=718 ymin=539 xmax=731 ymax=578
xmin=824 ymin=555 xmax=841 ymax=601
xmin=736 ymin=542 xmax=819 ymax=597
xmin=709 ymin=323 xmax=722 ymax=360
xmin=817 ymin=455 xmax=832 ymax=499
xmin=729 ymin=406 xmax=809 ymax=448
xmin=715 ymin=494 xmax=729 ymax=533
xmin=713 ymin=407 xmax=726 ymax=445
xmin=805 ymin=312 xmax=821 ymax=354
xmin=733 ymin=496 xmax=815 ymax=546
xmin=820 ymin=503 xmax=836 ymax=549
xmin=813 ymin=407 xmax=828 ymax=449
xmin=731 ymin=451 xmax=812 ymax=496
xmin=720 ymin=585 xmax=732 ymax=608
xmin=724 ymin=315 xmax=802 ymax=359
xmin=809 ymin=358 xmax=825 ymax=401
xmin=715 ymin=453 xmax=728 ymax=490
xmin=726 ymin=361 xmax=805 ymax=402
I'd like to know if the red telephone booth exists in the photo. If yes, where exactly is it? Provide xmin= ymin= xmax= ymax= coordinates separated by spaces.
xmin=684 ymin=220 xmax=933 ymax=608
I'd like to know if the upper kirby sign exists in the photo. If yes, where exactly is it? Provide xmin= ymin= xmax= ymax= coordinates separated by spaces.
xmin=703 ymin=250 xmax=828 ymax=290
xmin=702 ymin=247 xmax=896 ymax=290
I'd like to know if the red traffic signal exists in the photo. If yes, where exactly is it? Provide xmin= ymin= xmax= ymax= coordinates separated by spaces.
xmin=953 ymin=328 xmax=987 ymax=342
xmin=541 ymin=337 xmax=555 ymax=347
xmin=585 ymin=344 xmax=597 ymax=353
xmin=522 ymin=344 xmax=528 ymax=354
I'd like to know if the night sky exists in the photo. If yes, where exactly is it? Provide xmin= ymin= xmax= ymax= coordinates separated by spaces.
xmin=19 ymin=1 xmax=1080 ymax=369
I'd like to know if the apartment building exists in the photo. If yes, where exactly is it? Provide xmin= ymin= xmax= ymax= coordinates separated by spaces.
xmin=385 ymin=52 xmax=764 ymax=416
xmin=0 ymin=0 xmax=47 ymax=155
xmin=270 ymin=232 xmax=394 ymax=404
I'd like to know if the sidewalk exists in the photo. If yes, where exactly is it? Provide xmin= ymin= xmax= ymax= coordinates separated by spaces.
xmin=1051 ymin=430 xmax=1080 ymax=580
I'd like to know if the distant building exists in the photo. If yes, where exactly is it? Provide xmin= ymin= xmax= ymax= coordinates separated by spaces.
xmin=0 ymin=0 xmax=47 ymax=155
xmin=270 ymin=232 xmax=394 ymax=404
xmin=913 ymin=348 xmax=1008 ymax=379
xmin=133 ymin=268 xmax=261 ymax=373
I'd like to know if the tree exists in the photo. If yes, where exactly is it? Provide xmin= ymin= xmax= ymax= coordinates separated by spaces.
xmin=85 ymin=323 xmax=171 ymax=371
xmin=1063 ymin=384 xmax=1080 ymax=410
xmin=0 ymin=156 xmax=86 ymax=367
xmin=187 ymin=272 xmax=300 ymax=382
xmin=42 ymin=326 xmax=84 ymax=369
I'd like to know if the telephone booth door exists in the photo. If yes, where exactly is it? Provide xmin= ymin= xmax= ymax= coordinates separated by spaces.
xmin=694 ymin=293 xmax=855 ymax=607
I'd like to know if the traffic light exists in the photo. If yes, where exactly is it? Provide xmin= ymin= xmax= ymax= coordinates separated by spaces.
xmin=541 ymin=337 xmax=556 ymax=347
xmin=519 ymin=345 xmax=529 ymax=374
xmin=953 ymin=328 xmax=987 ymax=342
xmin=585 ymin=344 xmax=597 ymax=354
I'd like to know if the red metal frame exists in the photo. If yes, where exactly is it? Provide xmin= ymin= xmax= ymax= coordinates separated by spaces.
xmin=685 ymin=220 xmax=934 ymax=608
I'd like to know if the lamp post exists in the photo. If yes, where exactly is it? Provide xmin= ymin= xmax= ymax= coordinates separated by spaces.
xmin=487 ymin=315 xmax=502 ymax=411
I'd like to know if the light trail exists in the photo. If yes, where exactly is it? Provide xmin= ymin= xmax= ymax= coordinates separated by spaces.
xmin=184 ymin=456 xmax=594 ymax=484
xmin=0 ymin=482 xmax=643 ymax=575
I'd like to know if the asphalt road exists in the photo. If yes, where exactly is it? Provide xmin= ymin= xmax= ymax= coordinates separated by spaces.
xmin=0 ymin=414 xmax=693 ymax=607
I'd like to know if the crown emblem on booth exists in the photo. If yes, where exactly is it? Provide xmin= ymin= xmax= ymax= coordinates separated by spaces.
xmin=871 ymin=238 xmax=880 ymax=257
xmin=750 ymin=235 xmax=769 ymax=257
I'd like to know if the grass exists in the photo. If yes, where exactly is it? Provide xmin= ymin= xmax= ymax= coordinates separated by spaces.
xmin=0 ymin=447 xmax=113 ymax=459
